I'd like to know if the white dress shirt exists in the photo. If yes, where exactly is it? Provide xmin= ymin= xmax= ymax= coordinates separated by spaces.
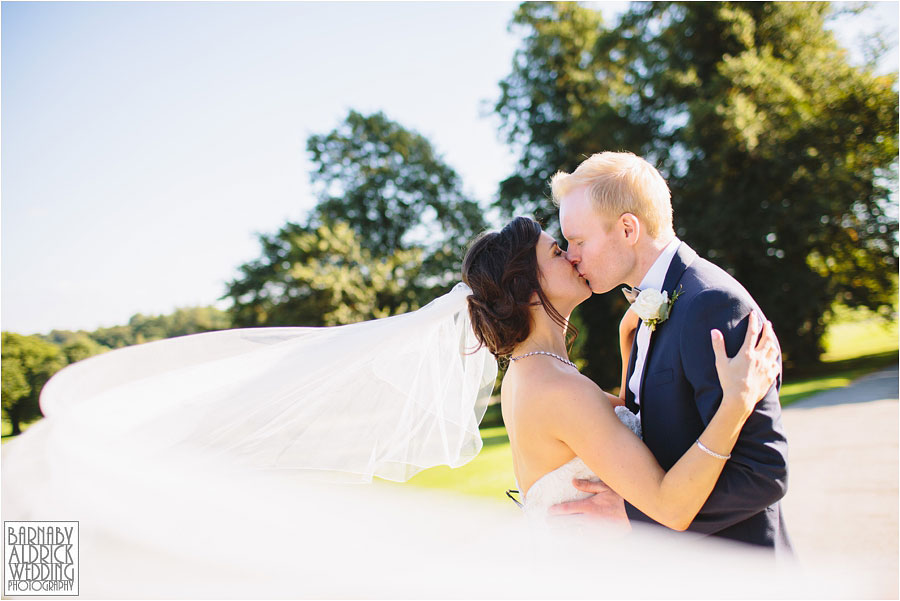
xmin=628 ymin=237 xmax=682 ymax=416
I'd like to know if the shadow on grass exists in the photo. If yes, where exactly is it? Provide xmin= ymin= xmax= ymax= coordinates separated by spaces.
xmin=780 ymin=350 xmax=899 ymax=408
xmin=786 ymin=350 xmax=898 ymax=380
xmin=481 ymin=432 xmax=510 ymax=447
xmin=1 ymin=417 xmax=44 ymax=444
xmin=786 ymin=365 xmax=898 ymax=410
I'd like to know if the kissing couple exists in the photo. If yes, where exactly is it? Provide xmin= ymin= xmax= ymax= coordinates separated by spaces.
xmin=2 ymin=152 xmax=792 ymax=582
xmin=465 ymin=151 xmax=791 ymax=553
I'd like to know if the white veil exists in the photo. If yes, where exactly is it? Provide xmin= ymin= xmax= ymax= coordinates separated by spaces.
xmin=16 ymin=282 xmax=497 ymax=484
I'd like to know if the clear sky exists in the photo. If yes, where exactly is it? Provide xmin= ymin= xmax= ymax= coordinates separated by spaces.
xmin=2 ymin=1 xmax=898 ymax=336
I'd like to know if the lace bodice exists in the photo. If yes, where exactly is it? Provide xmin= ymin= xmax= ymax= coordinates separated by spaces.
xmin=520 ymin=406 xmax=641 ymax=526
xmin=522 ymin=456 xmax=597 ymax=517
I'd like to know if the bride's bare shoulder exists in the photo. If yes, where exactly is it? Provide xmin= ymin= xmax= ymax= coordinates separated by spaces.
xmin=503 ymin=362 xmax=603 ymax=413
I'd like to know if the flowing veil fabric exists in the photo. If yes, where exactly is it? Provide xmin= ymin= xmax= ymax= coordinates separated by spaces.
xmin=18 ymin=282 xmax=497 ymax=484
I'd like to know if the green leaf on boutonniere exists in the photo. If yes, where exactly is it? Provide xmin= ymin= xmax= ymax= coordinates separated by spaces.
xmin=658 ymin=302 xmax=670 ymax=322
xmin=647 ymin=286 xmax=683 ymax=332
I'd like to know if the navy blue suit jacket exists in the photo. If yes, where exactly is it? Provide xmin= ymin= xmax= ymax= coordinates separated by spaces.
xmin=623 ymin=242 xmax=792 ymax=553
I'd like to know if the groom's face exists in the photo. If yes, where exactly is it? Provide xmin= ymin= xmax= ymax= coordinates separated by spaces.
xmin=559 ymin=186 xmax=633 ymax=294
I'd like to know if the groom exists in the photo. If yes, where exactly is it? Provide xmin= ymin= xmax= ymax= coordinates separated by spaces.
xmin=550 ymin=151 xmax=791 ymax=553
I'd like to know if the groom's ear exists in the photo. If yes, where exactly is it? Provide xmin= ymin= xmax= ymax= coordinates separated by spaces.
xmin=620 ymin=213 xmax=640 ymax=246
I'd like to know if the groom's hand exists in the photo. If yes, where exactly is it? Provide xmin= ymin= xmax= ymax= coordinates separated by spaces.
xmin=548 ymin=478 xmax=630 ymax=528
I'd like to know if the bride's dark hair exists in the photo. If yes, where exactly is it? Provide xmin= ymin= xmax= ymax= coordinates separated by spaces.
xmin=462 ymin=216 xmax=575 ymax=358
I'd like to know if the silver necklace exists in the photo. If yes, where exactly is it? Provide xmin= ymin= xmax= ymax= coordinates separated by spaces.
xmin=509 ymin=350 xmax=577 ymax=369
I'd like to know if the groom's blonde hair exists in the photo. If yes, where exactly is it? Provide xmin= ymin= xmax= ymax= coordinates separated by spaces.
xmin=550 ymin=152 xmax=674 ymax=239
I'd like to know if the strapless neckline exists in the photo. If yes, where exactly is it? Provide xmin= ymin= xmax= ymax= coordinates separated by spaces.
xmin=516 ymin=405 xmax=641 ymax=524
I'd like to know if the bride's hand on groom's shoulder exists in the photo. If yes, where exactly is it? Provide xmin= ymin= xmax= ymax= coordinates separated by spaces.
xmin=711 ymin=311 xmax=781 ymax=416
xmin=547 ymin=478 xmax=630 ymax=528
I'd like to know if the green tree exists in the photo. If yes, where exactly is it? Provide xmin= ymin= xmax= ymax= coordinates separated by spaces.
xmin=226 ymin=220 xmax=423 ymax=326
xmin=307 ymin=110 xmax=486 ymax=293
xmin=495 ymin=1 xmax=898 ymax=381
xmin=1 ymin=332 xmax=67 ymax=435
xmin=88 ymin=324 xmax=136 ymax=349
xmin=60 ymin=334 xmax=109 ymax=364
xmin=225 ymin=110 xmax=487 ymax=326
xmin=43 ymin=329 xmax=90 ymax=348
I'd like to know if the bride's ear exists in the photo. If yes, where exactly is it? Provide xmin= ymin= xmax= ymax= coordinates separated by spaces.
xmin=620 ymin=213 xmax=641 ymax=246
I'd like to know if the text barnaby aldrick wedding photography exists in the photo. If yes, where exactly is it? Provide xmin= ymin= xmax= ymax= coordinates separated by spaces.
xmin=4 ymin=521 xmax=79 ymax=596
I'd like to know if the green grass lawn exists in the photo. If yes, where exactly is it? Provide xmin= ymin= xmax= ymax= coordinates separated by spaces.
xmin=390 ymin=426 xmax=516 ymax=505
xmin=821 ymin=309 xmax=898 ymax=362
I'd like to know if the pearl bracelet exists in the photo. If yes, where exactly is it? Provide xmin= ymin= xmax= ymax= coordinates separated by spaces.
xmin=696 ymin=439 xmax=731 ymax=460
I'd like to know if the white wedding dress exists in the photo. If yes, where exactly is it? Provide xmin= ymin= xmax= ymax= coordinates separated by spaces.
xmin=520 ymin=406 xmax=641 ymax=528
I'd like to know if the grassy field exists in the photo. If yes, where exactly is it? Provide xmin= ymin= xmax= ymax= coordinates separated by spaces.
xmin=394 ymin=426 xmax=516 ymax=503
xmin=820 ymin=307 xmax=898 ymax=362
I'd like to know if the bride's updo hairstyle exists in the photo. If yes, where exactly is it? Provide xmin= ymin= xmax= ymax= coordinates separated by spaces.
xmin=462 ymin=216 xmax=573 ymax=359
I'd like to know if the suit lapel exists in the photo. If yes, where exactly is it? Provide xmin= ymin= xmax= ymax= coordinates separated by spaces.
xmin=637 ymin=242 xmax=698 ymax=407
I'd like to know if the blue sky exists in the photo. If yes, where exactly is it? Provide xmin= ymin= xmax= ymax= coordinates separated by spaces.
xmin=2 ymin=1 xmax=898 ymax=335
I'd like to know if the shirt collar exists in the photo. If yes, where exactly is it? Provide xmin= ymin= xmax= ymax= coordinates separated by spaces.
xmin=638 ymin=236 xmax=682 ymax=292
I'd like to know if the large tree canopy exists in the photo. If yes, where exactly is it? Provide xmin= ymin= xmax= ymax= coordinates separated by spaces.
xmin=495 ymin=1 xmax=898 ymax=382
xmin=307 ymin=110 xmax=486 ymax=287
xmin=224 ymin=110 xmax=487 ymax=327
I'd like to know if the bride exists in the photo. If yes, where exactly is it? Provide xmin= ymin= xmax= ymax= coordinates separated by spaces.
xmin=0 ymin=216 xmax=780 ymax=598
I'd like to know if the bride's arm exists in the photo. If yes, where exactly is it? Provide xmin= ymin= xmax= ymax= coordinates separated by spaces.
xmin=618 ymin=308 xmax=639 ymax=401
xmin=546 ymin=314 xmax=778 ymax=531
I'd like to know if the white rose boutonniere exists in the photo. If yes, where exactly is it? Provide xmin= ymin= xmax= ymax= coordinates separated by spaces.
xmin=632 ymin=287 xmax=683 ymax=331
